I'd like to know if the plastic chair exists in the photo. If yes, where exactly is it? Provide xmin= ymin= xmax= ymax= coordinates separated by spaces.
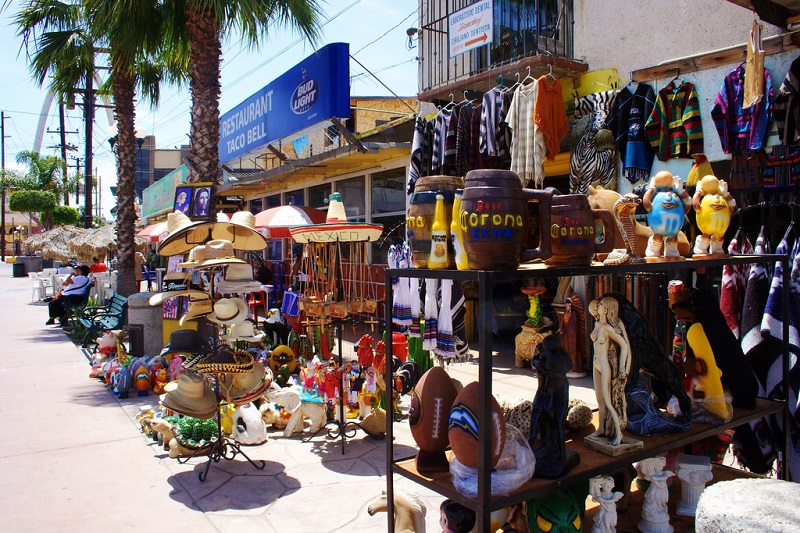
xmin=270 ymin=261 xmax=287 ymax=309
xmin=28 ymin=272 xmax=43 ymax=302
xmin=247 ymin=291 xmax=268 ymax=321
xmin=142 ymin=266 xmax=156 ymax=292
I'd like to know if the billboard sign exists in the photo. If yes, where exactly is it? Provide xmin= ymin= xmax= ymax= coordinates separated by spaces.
xmin=219 ymin=42 xmax=351 ymax=164
xmin=448 ymin=1 xmax=493 ymax=58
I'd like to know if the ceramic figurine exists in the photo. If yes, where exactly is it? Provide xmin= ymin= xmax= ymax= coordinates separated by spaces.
xmin=439 ymin=499 xmax=476 ymax=533
xmin=561 ymin=298 xmax=586 ymax=378
xmin=367 ymin=490 xmax=427 ymax=533
xmin=692 ymin=175 xmax=736 ymax=256
xmin=590 ymin=475 xmax=623 ymax=533
xmin=675 ymin=454 xmax=713 ymax=517
xmin=526 ymin=483 xmax=589 ymax=533
xmin=585 ymin=297 xmax=643 ymax=456
xmin=642 ymin=171 xmax=690 ymax=260
xmin=528 ymin=336 xmax=580 ymax=478
xmin=637 ymin=456 xmax=674 ymax=533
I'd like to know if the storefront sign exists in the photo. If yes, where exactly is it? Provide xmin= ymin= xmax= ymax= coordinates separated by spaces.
xmin=219 ymin=42 xmax=351 ymax=164
xmin=142 ymin=164 xmax=188 ymax=220
xmin=448 ymin=1 xmax=493 ymax=58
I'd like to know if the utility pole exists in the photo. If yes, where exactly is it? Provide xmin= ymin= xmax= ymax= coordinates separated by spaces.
xmin=71 ymin=156 xmax=82 ymax=206
xmin=83 ymin=77 xmax=95 ymax=229
xmin=47 ymin=104 xmax=78 ymax=206
xmin=1 ymin=111 xmax=6 ymax=261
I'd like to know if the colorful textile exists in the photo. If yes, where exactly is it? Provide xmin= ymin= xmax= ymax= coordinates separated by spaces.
xmin=645 ymin=80 xmax=704 ymax=161
xmin=720 ymin=234 xmax=754 ymax=339
xmin=534 ymin=76 xmax=569 ymax=161
xmin=505 ymin=79 xmax=545 ymax=185
xmin=407 ymin=117 xmax=426 ymax=195
xmin=608 ymin=82 xmax=657 ymax=183
xmin=432 ymin=107 xmax=454 ymax=172
xmin=435 ymin=279 xmax=455 ymax=359
xmin=710 ymin=64 xmax=774 ymax=154
xmin=761 ymin=145 xmax=800 ymax=189
xmin=422 ymin=279 xmax=439 ymax=352
xmin=455 ymin=101 xmax=479 ymax=176
xmin=773 ymin=55 xmax=800 ymax=146
xmin=479 ymin=87 xmax=506 ymax=156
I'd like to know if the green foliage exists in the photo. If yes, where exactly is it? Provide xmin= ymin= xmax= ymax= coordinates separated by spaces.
xmin=51 ymin=205 xmax=81 ymax=226
xmin=8 ymin=190 xmax=58 ymax=213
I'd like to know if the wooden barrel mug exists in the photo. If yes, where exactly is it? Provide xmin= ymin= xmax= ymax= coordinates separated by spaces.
xmin=457 ymin=169 xmax=552 ymax=270
xmin=545 ymin=193 xmax=616 ymax=266
xmin=407 ymin=175 xmax=464 ymax=268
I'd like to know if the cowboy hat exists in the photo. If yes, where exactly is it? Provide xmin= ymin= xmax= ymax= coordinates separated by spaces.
xmin=161 ymin=329 xmax=211 ymax=356
xmin=220 ymin=320 xmax=265 ymax=342
xmin=215 ymin=263 xmax=263 ymax=293
xmin=218 ymin=362 xmax=270 ymax=401
xmin=161 ymin=373 xmax=217 ymax=419
xmin=157 ymin=211 xmax=219 ymax=257
xmin=206 ymin=297 xmax=249 ymax=324
xmin=148 ymin=272 xmax=209 ymax=306
xmin=179 ymin=298 xmax=214 ymax=326
xmin=193 ymin=345 xmax=254 ymax=374
xmin=177 ymin=245 xmax=206 ymax=268
xmin=191 ymin=240 xmax=247 ymax=269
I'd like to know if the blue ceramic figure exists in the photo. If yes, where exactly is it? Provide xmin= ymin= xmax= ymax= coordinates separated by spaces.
xmin=642 ymin=171 xmax=691 ymax=259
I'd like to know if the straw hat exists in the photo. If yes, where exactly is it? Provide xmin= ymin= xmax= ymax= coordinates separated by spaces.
xmin=160 ymin=373 xmax=217 ymax=419
xmin=207 ymin=297 xmax=249 ymax=324
xmin=191 ymin=240 xmax=247 ymax=269
xmin=220 ymin=320 xmax=265 ymax=342
xmin=215 ymin=264 xmax=263 ymax=293
xmin=194 ymin=346 xmax=254 ymax=374
xmin=177 ymin=245 xmax=206 ymax=268
xmin=225 ymin=211 xmax=269 ymax=251
xmin=157 ymin=211 xmax=217 ymax=257
xmin=219 ymin=362 xmax=271 ymax=401
xmin=179 ymin=298 xmax=214 ymax=326
xmin=148 ymin=272 xmax=209 ymax=306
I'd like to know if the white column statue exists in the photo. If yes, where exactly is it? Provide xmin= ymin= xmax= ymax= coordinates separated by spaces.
xmin=637 ymin=456 xmax=674 ymax=533
xmin=675 ymin=454 xmax=713 ymax=517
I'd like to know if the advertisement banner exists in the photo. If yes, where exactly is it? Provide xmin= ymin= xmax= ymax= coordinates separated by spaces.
xmin=448 ymin=1 xmax=493 ymax=58
xmin=142 ymin=164 xmax=188 ymax=219
xmin=219 ymin=42 xmax=351 ymax=164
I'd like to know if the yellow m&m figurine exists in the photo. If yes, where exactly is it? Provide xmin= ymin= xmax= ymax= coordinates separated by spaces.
xmin=693 ymin=175 xmax=736 ymax=256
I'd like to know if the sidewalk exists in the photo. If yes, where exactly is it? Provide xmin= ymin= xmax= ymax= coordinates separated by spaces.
xmin=0 ymin=262 xmax=596 ymax=532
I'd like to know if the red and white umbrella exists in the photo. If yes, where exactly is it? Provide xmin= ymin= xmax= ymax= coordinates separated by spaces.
xmin=253 ymin=205 xmax=326 ymax=238
xmin=136 ymin=221 xmax=169 ymax=242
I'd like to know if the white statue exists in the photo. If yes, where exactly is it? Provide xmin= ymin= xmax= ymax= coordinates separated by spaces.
xmin=675 ymin=454 xmax=713 ymax=517
xmin=637 ymin=456 xmax=674 ymax=533
xmin=590 ymin=475 xmax=623 ymax=533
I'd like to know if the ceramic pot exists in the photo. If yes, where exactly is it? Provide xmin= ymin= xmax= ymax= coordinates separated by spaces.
xmin=457 ymin=169 xmax=552 ymax=270
xmin=407 ymin=175 xmax=464 ymax=268
xmin=545 ymin=193 xmax=615 ymax=266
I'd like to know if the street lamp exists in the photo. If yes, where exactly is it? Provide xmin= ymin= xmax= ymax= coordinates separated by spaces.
xmin=107 ymin=126 xmax=147 ymax=154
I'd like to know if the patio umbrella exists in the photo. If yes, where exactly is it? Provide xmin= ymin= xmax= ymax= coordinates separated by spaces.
xmin=253 ymin=205 xmax=326 ymax=238
xmin=137 ymin=221 xmax=169 ymax=242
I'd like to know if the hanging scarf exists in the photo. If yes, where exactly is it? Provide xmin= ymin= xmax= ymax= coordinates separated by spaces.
xmin=720 ymin=234 xmax=754 ymax=339
xmin=409 ymin=277 xmax=421 ymax=338
xmin=389 ymin=244 xmax=412 ymax=327
xmin=435 ymin=279 xmax=455 ymax=360
xmin=423 ymin=279 xmax=439 ymax=352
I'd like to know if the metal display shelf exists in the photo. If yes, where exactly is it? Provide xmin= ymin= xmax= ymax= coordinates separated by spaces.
xmin=383 ymin=254 xmax=791 ymax=533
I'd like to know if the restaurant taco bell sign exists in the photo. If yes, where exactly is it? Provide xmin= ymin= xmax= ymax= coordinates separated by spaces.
xmin=219 ymin=42 xmax=351 ymax=164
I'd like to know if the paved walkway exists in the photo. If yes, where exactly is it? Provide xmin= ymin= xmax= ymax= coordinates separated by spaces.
xmin=0 ymin=261 xmax=597 ymax=532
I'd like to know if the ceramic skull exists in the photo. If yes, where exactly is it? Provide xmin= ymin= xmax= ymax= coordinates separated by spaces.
xmin=231 ymin=402 xmax=267 ymax=445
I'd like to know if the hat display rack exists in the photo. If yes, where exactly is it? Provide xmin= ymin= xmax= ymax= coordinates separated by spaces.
xmin=287 ymin=193 xmax=384 ymax=452
xmin=152 ymin=210 xmax=271 ymax=481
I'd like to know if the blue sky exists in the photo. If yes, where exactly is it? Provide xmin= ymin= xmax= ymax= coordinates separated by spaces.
xmin=0 ymin=0 xmax=420 ymax=217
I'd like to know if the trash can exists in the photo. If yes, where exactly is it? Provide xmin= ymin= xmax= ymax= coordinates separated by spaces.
xmin=12 ymin=262 xmax=26 ymax=277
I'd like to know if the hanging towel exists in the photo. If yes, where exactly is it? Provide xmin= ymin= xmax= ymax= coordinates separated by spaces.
xmin=435 ymin=279 xmax=456 ymax=360
xmin=409 ymin=276 xmax=421 ymax=338
xmin=422 ymin=279 xmax=439 ymax=352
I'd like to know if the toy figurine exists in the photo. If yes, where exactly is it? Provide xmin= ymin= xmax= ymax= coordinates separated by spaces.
xmin=561 ymin=298 xmax=586 ymax=378
xmin=526 ymin=484 xmax=589 ymax=533
xmin=642 ymin=171 xmax=691 ymax=260
xmin=589 ymin=475 xmax=623 ymax=533
xmin=440 ymin=499 xmax=476 ymax=533
xmin=356 ymin=334 xmax=375 ymax=368
xmin=367 ymin=490 xmax=427 ymax=533
xmin=529 ymin=335 xmax=580 ymax=478
xmin=637 ymin=456 xmax=674 ymax=533
xmin=692 ymin=175 xmax=736 ymax=256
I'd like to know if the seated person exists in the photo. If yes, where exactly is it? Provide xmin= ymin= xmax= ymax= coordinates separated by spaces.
xmin=89 ymin=256 xmax=108 ymax=273
xmin=46 ymin=264 xmax=93 ymax=326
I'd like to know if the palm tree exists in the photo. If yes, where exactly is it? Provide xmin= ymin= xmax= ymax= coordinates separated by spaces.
xmin=167 ymin=1 xmax=323 ymax=203
xmin=15 ymin=149 xmax=67 ymax=201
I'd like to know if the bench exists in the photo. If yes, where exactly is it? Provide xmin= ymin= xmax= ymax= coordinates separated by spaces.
xmin=77 ymin=293 xmax=128 ymax=348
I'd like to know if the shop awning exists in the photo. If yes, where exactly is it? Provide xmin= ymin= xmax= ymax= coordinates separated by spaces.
xmin=137 ymin=221 xmax=169 ymax=242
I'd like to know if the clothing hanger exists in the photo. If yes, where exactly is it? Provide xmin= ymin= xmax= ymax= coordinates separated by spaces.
xmin=496 ymin=74 xmax=506 ymax=89
xmin=443 ymin=93 xmax=455 ymax=110
xmin=780 ymin=198 xmax=797 ymax=246
xmin=546 ymin=62 xmax=556 ymax=83
xmin=461 ymin=90 xmax=475 ymax=105
xmin=669 ymin=67 xmax=681 ymax=85
xmin=522 ymin=66 xmax=536 ymax=85
xmin=509 ymin=72 xmax=522 ymax=91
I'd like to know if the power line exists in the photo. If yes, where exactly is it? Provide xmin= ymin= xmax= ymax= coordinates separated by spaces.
xmin=352 ymin=9 xmax=416 ymax=56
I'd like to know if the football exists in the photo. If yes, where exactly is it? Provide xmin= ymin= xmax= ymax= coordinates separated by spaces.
xmin=408 ymin=366 xmax=458 ymax=472
xmin=448 ymin=381 xmax=506 ymax=469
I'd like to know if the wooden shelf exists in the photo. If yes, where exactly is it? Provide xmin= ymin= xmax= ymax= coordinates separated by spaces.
xmin=392 ymin=398 xmax=783 ymax=511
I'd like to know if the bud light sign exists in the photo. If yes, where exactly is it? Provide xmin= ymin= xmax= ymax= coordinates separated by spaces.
xmin=292 ymin=79 xmax=319 ymax=114
xmin=219 ymin=42 xmax=350 ymax=164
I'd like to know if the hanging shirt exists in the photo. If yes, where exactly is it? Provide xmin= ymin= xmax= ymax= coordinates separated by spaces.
xmin=505 ymin=79 xmax=545 ymax=185
xmin=407 ymin=117 xmax=426 ymax=195
xmin=645 ymin=80 xmax=704 ymax=161
xmin=432 ymin=107 xmax=454 ymax=172
xmin=455 ymin=101 xmax=479 ymax=176
xmin=607 ymin=82 xmax=657 ymax=183
xmin=773 ymin=55 xmax=800 ymax=146
xmin=711 ymin=64 xmax=774 ymax=154
xmin=479 ymin=87 xmax=505 ymax=156
xmin=534 ymin=76 xmax=569 ymax=161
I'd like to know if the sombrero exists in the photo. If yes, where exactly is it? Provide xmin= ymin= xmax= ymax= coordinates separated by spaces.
xmin=179 ymin=298 xmax=214 ymax=326
xmin=191 ymin=240 xmax=247 ymax=269
xmin=193 ymin=346 xmax=254 ymax=374
xmin=287 ymin=192 xmax=383 ymax=243
xmin=160 ymin=373 xmax=217 ymax=419
xmin=207 ymin=297 xmax=249 ymax=324
xmin=156 ymin=211 xmax=218 ymax=257
xmin=148 ymin=272 xmax=209 ymax=306
xmin=215 ymin=263 xmax=263 ymax=293
xmin=218 ymin=362 xmax=271 ymax=401
xmin=220 ymin=320 xmax=265 ymax=342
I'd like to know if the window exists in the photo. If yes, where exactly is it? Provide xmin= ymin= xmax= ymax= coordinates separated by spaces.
xmin=285 ymin=190 xmax=304 ymax=207
xmin=325 ymin=124 xmax=340 ymax=146
xmin=249 ymin=199 xmax=262 ymax=215
xmin=266 ymin=194 xmax=281 ymax=208
xmin=476 ymin=0 xmax=561 ymax=68
xmin=308 ymin=184 xmax=331 ymax=209
xmin=371 ymin=167 xmax=406 ymax=263
xmin=335 ymin=176 xmax=365 ymax=221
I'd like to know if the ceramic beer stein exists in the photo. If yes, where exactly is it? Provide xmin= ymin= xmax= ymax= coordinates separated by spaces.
xmin=544 ymin=193 xmax=616 ymax=266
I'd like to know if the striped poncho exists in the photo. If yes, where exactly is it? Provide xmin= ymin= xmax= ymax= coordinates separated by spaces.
xmin=645 ymin=80 xmax=704 ymax=161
